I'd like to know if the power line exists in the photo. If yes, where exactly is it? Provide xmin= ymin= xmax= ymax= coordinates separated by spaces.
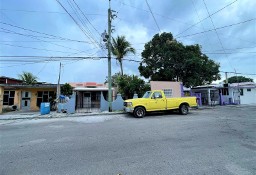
xmin=0 ymin=43 xmax=86 ymax=54
xmin=71 ymin=0 xmax=101 ymax=36
xmin=145 ymin=0 xmax=161 ymax=33
xmin=220 ymin=71 xmax=256 ymax=76
xmin=55 ymin=0 xmax=101 ymax=48
xmin=0 ymin=8 xmax=106 ymax=16
xmin=120 ymin=2 xmax=201 ymax=28
xmin=202 ymin=0 xmax=234 ymax=71
xmin=177 ymin=18 xmax=256 ymax=39
xmin=0 ymin=22 xmax=92 ymax=43
xmin=66 ymin=0 xmax=100 ymax=47
xmin=0 ymin=27 xmax=99 ymax=56
xmin=175 ymin=0 xmax=238 ymax=37
xmin=0 ymin=56 xmax=108 ymax=59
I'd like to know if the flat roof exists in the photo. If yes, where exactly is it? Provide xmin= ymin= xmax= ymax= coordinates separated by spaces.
xmin=74 ymin=87 xmax=114 ymax=91
xmin=0 ymin=84 xmax=58 ymax=89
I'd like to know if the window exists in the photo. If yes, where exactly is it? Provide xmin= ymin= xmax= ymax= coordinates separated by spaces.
xmin=36 ymin=91 xmax=55 ymax=107
xmin=221 ymin=88 xmax=229 ymax=95
xmin=3 ymin=91 xmax=15 ymax=105
xmin=142 ymin=91 xmax=151 ymax=98
xmin=240 ymin=89 xmax=243 ymax=96
xmin=163 ymin=89 xmax=172 ymax=97
xmin=247 ymin=89 xmax=251 ymax=92
xmin=152 ymin=92 xmax=162 ymax=99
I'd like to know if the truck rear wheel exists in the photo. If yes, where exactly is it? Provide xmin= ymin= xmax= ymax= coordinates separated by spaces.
xmin=133 ymin=107 xmax=145 ymax=118
xmin=179 ymin=104 xmax=189 ymax=115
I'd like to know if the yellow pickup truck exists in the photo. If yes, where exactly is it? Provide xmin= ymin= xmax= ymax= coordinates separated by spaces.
xmin=124 ymin=90 xmax=198 ymax=118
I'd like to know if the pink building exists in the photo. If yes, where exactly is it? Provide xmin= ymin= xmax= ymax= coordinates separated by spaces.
xmin=150 ymin=81 xmax=183 ymax=97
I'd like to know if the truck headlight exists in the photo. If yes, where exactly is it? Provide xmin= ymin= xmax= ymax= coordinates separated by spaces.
xmin=127 ymin=102 xmax=133 ymax=107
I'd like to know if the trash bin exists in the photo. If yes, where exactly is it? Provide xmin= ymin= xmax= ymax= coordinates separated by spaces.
xmin=40 ymin=102 xmax=50 ymax=115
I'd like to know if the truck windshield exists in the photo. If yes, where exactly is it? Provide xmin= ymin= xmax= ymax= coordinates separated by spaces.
xmin=142 ymin=91 xmax=152 ymax=98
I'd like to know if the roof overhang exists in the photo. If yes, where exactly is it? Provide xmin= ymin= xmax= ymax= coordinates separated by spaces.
xmin=0 ymin=84 xmax=58 ymax=89
xmin=74 ymin=87 xmax=114 ymax=91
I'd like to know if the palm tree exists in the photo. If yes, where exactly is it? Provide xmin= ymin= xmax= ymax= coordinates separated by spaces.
xmin=111 ymin=35 xmax=135 ymax=76
xmin=18 ymin=71 xmax=38 ymax=84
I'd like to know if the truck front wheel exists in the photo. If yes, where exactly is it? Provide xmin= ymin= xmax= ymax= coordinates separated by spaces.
xmin=179 ymin=104 xmax=189 ymax=115
xmin=134 ymin=107 xmax=145 ymax=118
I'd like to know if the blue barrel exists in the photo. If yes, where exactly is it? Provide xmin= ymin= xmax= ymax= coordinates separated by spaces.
xmin=40 ymin=102 xmax=50 ymax=115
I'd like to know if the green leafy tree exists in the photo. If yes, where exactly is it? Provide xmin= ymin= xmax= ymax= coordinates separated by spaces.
xmin=18 ymin=71 xmax=38 ymax=84
xmin=115 ymin=74 xmax=150 ymax=99
xmin=226 ymin=76 xmax=253 ymax=83
xmin=111 ymin=35 xmax=136 ymax=76
xmin=105 ymin=72 xmax=121 ymax=87
xmin=61 ymin=83 xmax=73 ymax=96
xmin=138 ymin=32 xmax=221 ymax=87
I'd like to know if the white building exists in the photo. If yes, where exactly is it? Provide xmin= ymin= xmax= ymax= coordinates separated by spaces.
xmin=190 ymin=82 xmax=256 ymax=106
xmin=228 ymin=82 xmax=256 ymax=105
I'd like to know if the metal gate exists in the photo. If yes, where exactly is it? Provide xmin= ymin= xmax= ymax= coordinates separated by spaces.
xmin=76 ymin=91 xmax=101 ymax=113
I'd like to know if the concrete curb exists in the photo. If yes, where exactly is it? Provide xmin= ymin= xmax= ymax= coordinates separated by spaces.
xmin=0 ymin=111 xmax=126 ymax=121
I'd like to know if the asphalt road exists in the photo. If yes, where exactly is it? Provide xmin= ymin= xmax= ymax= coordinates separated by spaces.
xmin=1 ymin=106 xmax=256 ymax=175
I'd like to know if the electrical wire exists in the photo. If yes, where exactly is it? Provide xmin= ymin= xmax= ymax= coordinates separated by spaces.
xmin=0 ymin=43 xmax=85 ymax=54
xmin=55 ymin=0 xmax=101 ymax=48
xmin=202 ymin=0 xmax=234 ymax=71
xmin=0 ymin=8 xmax=106 ymax=16
xmin=177 ymin=18 xmax=256 ymax=39
xmin=145 ymin=0 xmax=161 ymax=33
xmin=175 ymin=0 xmax=238 ymax=37
xmin=72 ymin=0 xmax=101 ymax=36
xmin=0 ymin=22 xmax=92 ymax=43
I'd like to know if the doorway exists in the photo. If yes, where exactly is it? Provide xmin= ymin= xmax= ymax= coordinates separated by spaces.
xmin=21 ymin=91 xmax=31 ymax=110
xmin=83 ymin=92 xmax=91 ymax=108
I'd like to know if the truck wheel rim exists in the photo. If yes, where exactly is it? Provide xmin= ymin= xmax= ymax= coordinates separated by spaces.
xmin=182 ymin=106 xmax=188 ymax=113
xmin=137 ymin=109 xmax=144 ymax=117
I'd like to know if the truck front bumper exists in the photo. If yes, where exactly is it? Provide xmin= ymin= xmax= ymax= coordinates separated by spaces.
xmin=124 ymin=107 xmax=134 ymax=113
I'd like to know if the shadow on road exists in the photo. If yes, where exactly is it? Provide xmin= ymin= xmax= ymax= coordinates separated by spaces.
xmin=123 ymin=110 xmax=194 ymax=119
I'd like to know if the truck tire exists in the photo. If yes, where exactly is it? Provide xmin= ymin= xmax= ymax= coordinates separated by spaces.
xmin=133 ymin=107 xmax=145 ymax=118
xmin=179 ymin=104 xmax=189 ymax=115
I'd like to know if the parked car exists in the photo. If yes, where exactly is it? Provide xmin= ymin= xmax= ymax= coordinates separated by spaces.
xmin=124 ymin=90 xmax=198 ymax=118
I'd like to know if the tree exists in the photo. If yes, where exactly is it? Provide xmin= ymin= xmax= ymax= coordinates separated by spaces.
xmin=18 ymin=71 xmax=38 ymax=84
xmin=138 ymin=32 xmax=221 ymax=87
xmin=111 ymin=35 xmax=136 ymax=76
xmin=226 ymin=76 xmax=253 ymax=83
xmin=105 ymin=72 xmax=121 ymax=87
xmin=109 ymin=73 xmax=150 ymax=99
xmin=61 ymin=83 xmax=73 ymax=96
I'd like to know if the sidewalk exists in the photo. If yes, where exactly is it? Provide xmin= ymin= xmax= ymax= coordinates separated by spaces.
xmin=0 ymin=110 xmax=125 ymax=120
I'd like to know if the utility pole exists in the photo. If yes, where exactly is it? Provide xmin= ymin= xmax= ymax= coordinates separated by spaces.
xmin=107 ymin=0 xmax=112 ymax=112
xmin=225 ymin=72 xmax=228 ymax=84
xmin=56 ymin=62 xmax=61 ymax=111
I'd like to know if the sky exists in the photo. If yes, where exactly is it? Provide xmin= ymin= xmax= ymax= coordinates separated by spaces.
xmin=0 ymin=0 xmax=255 ymax=84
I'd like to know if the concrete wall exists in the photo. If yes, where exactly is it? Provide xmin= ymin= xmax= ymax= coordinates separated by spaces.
xmin=150 ymin=81 xmax=182 ymax=97
xmin=0 ymin=86 xmax=3 ymax=113
xmin=14 ymin=90 xmax=21 ymax=109
xmin=240 ymin=88 xmax=256 ymax=104
xmin=100 ymin=93 xmax=125 ymax=112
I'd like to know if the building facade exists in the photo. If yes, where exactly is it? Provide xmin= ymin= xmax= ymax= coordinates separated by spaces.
xmin=69 ymin=82 xmax=116 ymax=112
xmin=150 ymin=81 xmax=184 ymax=97
xmin=1 ymin=83 xmax=57 ymax=113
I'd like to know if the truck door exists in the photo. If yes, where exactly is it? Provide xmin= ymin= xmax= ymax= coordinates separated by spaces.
xmin=148 ymin=91 xmax=166 ymax=110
